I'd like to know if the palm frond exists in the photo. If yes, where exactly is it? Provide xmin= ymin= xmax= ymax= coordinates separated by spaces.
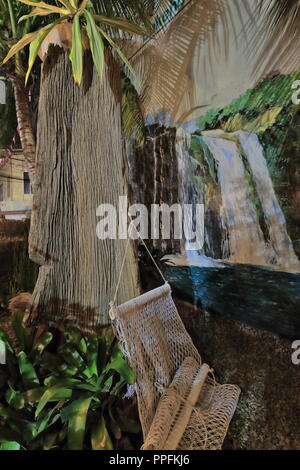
xmin=0 ymin=0 xmax=57 ymax=65
xmin=122 ymin=76 xmax=145 ymax=145
xmin=250 ymin=0 xmax=300 ymax=76
xmin=130 ymin=0 xmax=251 ymax=125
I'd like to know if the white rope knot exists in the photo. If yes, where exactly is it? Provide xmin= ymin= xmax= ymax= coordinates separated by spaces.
xmin=109 ymin=301 xmax=118 ymax=321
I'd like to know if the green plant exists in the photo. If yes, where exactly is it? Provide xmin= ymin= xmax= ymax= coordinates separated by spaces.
xmin=122 ymin=76 xmax=145 ymax=145
xmin=0 ymin=313 xmax=140 ymax=450
xmin=2 ymin=0 xmax=152 ymax=85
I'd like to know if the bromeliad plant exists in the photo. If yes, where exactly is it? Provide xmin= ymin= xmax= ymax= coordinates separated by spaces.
xmin=2 ymin=0 xmax=151 ymax=85
xmin=0 ymin=313 xmax=140 ymax=450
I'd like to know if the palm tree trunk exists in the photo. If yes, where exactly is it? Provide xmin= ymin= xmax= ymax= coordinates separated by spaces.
xmin=28 ymin=48 xmax=139 ymax=330
xmin=12 ymin=78 xmax=36 ymax=185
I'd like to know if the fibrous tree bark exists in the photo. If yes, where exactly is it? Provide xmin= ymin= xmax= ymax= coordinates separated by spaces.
xmin=29 ymin=47 xmax=139 ymax=330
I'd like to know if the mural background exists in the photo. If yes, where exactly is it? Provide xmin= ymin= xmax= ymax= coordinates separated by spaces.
xmin=129 ymin=2 xmax=300 ymax=448
xmin=128 ymin=1 xmax=300 ymax=336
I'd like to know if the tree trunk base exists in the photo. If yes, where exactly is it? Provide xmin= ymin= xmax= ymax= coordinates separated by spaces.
xmin=29 ymin=47 xmax=139 ymax=330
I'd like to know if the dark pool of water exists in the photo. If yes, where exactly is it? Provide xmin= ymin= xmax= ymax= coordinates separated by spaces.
xmin=163 ymin=262 xmax=300 ymax=340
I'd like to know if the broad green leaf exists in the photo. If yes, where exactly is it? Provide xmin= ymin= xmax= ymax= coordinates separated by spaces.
xmin=3 ymin=20 xmax=69 ymax=65
xmin=84 ymin=333 xmax=98 ymax=378
xmin=47 ymin=390 xmax=73 ymax=402
xmin=0 ymin=329 xmax=13 ymax=354
xmin=84 ymin=10 xmax=104 ymax=81
xmin=59 ymin=344 xmax=85 ymax=370
xmin=26 ymin=29 xmax=50 ymax=84
xmin=69 ymin=14 xmax=83 ymax=85
xmin=65 ymin=327 xmax=87 ymax=355
xmin=105 ymin=349 xmax=135 ymax=385
xmin=91 ymin=416 xmax=113 ymax=450
xmin=102 ymin=375 xmax=113 ymax=393
xmin=32 ymin=331 xmax=53 ymax=355
xmin=5 ymin=387 xmax=25 ymax=410
xmin=36 ymin=382 xmax=77 ymax=417
xmin=57 ymin=364 xmax=79 ymax=377
xmin=36 ymin=405 xmax=61 ymax=435
xmin=115 ymin=359 xmax=135 ymax=383
xmin=42 ymin=351 xmax=77 ymax=376
xmin=0 ymin=441 xmax=20 ymax=450
xmin=62 ymin=396 xmax=92 ymax=450
xmin=18 ymin=351 xmax=40 ymax=389
xmin=26 ymin=16 xmax=69 ymax=83
xmin=13 ymin=420 xmax=38 ymax=445
xmin=79 ymin=337 xmax=87 ymax=354
xmin=45 ymin=377 xmax=82 ymax=389
xmin=23 ymin=386 xmax=47 ymax=403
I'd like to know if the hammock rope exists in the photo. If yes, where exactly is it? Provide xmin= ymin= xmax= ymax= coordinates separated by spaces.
xmin=109 ymin=216 xmax=167 ymax=320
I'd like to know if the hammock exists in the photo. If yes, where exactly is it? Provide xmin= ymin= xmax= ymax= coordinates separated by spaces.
xmin=110 ymin=282 xmax=241 ymax=450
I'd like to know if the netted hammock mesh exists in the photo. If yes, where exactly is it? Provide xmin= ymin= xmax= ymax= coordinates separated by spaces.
xmin=111 ymin=282 xmax=240 ymax=451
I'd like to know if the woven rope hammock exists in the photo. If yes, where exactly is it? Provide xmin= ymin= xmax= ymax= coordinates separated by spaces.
xmin=110 ymin=281 xmax=241 ymax=450
xmin=109 ymin=220 xmax=240 ymax=450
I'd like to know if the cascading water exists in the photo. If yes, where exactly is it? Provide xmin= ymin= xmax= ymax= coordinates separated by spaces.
xmin=175 ymin=130 xmax=225 ymax=268
xmin=235 ymin=131 xmax=300 ymax=271
xmin=175 ymin=128 xmax=299 ymax=272
xmin=177 ymin=131 xmax=202 ymax=261
xmin=201 ymin=131 xmax=268 ymax=266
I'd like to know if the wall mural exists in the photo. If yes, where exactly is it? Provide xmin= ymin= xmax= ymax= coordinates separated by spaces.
xmin=132 ymin=0 xmax=300 ymax=339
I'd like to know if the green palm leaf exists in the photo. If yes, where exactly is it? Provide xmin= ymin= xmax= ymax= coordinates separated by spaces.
xmin=84 ymin=10 xmax=105 ymax=81
xmin=69 ymin=13 xmax=83 ymax=84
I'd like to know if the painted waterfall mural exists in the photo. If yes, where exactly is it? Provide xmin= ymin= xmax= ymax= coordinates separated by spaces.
xmin=158 ymin=71 xmax=300 ymax=338
xmin=178 ymin=129 xmax=299 ymax=271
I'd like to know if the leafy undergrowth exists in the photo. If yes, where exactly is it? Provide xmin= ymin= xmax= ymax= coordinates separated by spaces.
xmin=0 ymin=313 xmax=141 ymax=450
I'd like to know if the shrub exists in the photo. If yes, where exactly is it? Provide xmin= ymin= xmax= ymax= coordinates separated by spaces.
xmin=0 ymin=313 xmax=140 ymax=450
